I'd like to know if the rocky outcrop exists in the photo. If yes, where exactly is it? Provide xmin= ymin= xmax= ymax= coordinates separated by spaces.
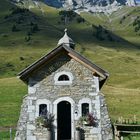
xmin=44 ymin=0 xmax=136 ymax=13
xmin=11 ymin=0 xmax=136 ymax=13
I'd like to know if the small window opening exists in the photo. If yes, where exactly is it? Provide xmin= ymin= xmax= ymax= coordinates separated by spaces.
xmin=39 ymin=104 xmax=47 ymax=116
xmin=82 ymin=103 xmax=89 ymax=116
xmin=58 ymin=74 xmax=69 ymax=81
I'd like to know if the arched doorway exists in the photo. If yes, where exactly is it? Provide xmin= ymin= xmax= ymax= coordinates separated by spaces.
xmin=57 ymin=101 xmax=71 ymax=140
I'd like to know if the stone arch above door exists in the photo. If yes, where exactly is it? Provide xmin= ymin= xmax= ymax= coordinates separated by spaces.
xmin=53 ymin=97 xmax=75 ymax=105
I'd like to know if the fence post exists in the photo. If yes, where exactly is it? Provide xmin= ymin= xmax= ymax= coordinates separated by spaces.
xmin=10 ymin=127 xmax=12 ymax=140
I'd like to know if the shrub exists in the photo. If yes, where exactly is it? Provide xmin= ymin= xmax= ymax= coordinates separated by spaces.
xmin=25 ymin=36 xmax=31 ymax=42
xmin=59 ymin=10 xmax=77 ymax=23
xmin=36 ymin=111 xmax=54 ymax=130
xmin=12 ymin=24 xmax=19 ymax=32
xmin=78 ymin=113 xmax=98 ymax=127
xmin=76 ymin=17 xmax=85 ymax=23
xmin=11 ymin=8 xmax=29 ymax=15
xmin=30 ymin=24 xmax=39 ymax=33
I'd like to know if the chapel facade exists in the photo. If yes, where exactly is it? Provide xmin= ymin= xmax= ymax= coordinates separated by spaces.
xmin=15 ymin=30 xmax=113 ymax=140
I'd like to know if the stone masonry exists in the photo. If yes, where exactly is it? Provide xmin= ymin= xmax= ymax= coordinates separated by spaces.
xmin=15 ymin=54 xmax=113 ymax=140
xmin=15 ymin=30 xmax=113 ymax=140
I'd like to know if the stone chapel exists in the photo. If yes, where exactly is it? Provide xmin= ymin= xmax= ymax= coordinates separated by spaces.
xmin=15 ymin=29 xmax=113 ymax=140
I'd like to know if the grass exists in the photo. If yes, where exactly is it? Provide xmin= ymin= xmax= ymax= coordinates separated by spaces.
xmin=0 ymin=77 xmax=26 ymax=127
xmin=124 ymin=134 xmax=140 ymax=140
xmin=103 ymin=85 xmax=140 ymax=123
xmin=0 ymin=47 xmax=52 ymax=78
xmin=0 ymin=0 xmax=140 ymax=139
xmin=0 ymin=130 xmax=16 ymax=140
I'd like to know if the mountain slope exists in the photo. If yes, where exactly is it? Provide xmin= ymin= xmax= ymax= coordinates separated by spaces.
xmin=0 ymin=0 xmax=140 ymax=79
xmin=12 ymin=0 xmax=136 ymax=13
xmin=46 ymin=0 xmax=136 ymax=12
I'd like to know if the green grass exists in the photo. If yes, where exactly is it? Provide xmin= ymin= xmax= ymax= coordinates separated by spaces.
xmin=0 ymin=130 xmax=16 ymax=140
xmin=0 ymin=47 xmax=53 ymax=78
xmin=0 ymin=77 xmax=27 ymax=126
xmin=81 ymin=7 xmax=140 ymax=47
xmin=124 ymin=134 xmax=140 ymax=140
xmin=103 ymin=86 xmax=140 ymax=123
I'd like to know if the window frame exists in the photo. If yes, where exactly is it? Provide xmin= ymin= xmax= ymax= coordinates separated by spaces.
xmin=36 ymin=99 xmax=51 ymax=117
xmin=39 ymin=104 xmax=47 ymax=116
xmin=79 ymin=98 xmax=92 ymax=117
xmin=81 ymin=103 xmax=89 ymax=117
xmin=54 ymin=71 xmax=73 ymax=85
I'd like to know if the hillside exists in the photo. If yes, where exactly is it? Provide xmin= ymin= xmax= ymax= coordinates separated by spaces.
xmin=0 ymin=0 xmax=140 ymax=139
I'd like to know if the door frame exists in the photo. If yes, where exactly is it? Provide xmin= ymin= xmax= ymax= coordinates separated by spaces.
xmin=53 ymin=97 xmax=75 ymax=140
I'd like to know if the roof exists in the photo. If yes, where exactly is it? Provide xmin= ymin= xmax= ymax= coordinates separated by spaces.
xmin=18 ymin=45 xmax=109 ymax=89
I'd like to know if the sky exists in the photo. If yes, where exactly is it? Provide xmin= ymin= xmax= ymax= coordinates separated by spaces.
xmin=136 ymin=0 xmax=140 ymax=3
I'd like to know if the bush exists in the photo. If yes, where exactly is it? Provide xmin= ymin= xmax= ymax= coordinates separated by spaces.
xmin=78 ymin=113 xmax=98 ymax=127
xmin=19 ymin=57 xmax=24 ymax=61
xmin=25 ymin=36 xmax=31 ymax=42
xmin=30 ymin=24 xmax=39 ymax=33
xmin=107 ymin=34 xmax=114 ymax=42
xmin=59 ymin=10 xmax=77 ymax=22
xmin=11 ymin=8 xmax=29 ymax=15
xmin=135 ymin=26 xmax=139 ymax=32
xmin=12 ymin=24 xmax=19 ymax=32
xmin=76 ymin=17 xmax=85 ymax=23
xmin=36 ymin=112 xmax=54 ymax=130
xmin=16 ymin=16 xmax=24 ymax=24
xmin=95 ymin=25 xmax=104 ymax=41
xmin=5 ymin=63 xmax=14 ymax=68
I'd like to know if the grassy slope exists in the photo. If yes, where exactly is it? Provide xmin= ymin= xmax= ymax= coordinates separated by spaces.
xmin=0 ymin=0 xmax=140 ymax=135
xmin=0 ymin=78 xmax=26 ymax=126
xmin=80 ymin=8 xmax=140 ymax=124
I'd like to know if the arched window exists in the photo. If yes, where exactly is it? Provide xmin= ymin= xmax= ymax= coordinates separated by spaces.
xmin=58 ymin=74 xmax=69 ymax=81
xmin=82 ymin=103 xmax=89 ymax=116
xmin=54 ymin=71 xmax=73 ymax=85
xmin=39 ymin=104 xmax=47 ymax=116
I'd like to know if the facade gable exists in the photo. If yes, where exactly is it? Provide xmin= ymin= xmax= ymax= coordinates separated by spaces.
xmin=29 ymin=55 xmax=99 ymax=99
xmin=19 ymin=45 xmax=108 ymax=89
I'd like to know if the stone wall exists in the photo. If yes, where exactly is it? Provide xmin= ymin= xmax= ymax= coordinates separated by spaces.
xmin=15 ymin=96 xmax=28 ymax=140
xmin=15 ymin=53 xmax=113 ymax=140
xmin=35 ymin=59 xmax=96 ymax=99
xmin=100 ymin=93 xmax=113 ymax=140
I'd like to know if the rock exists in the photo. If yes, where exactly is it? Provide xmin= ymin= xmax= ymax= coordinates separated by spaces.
xmin=10 ymin=0 xmax=137 ymax=14
xmin=44 ymin=0 xmax=136 ymax=13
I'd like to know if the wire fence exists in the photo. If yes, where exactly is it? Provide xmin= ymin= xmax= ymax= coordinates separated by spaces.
xmin=0 ymin=127 xmax=16 ymax=140
xmin=0 ymin=126 xmax=140 ymax=140
xmin=0 ymin=114 xmax=140 ymax=139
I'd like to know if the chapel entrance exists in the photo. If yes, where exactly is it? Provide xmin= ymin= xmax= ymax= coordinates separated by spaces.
xmin=57 ymin=101 xmax=71 ymax=140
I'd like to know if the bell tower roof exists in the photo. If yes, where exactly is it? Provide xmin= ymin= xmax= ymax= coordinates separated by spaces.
xmin=57 ymin=29 xmax=75 ymax=49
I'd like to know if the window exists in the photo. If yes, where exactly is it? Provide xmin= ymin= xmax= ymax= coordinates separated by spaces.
xmin=36 ymin=99 xmax=51 ymax=117
xmin=82 ymin=103 xmax=89 ymax=116
xmin=58 ymin=74 xmax=69 ymax=81
xmin=79 ymin=98 xmax=91 ymax=118
xmin=54 ymin=71 xmax=73 ymax=85
xmin=39 ymin=104 xmax=47 ymax=116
